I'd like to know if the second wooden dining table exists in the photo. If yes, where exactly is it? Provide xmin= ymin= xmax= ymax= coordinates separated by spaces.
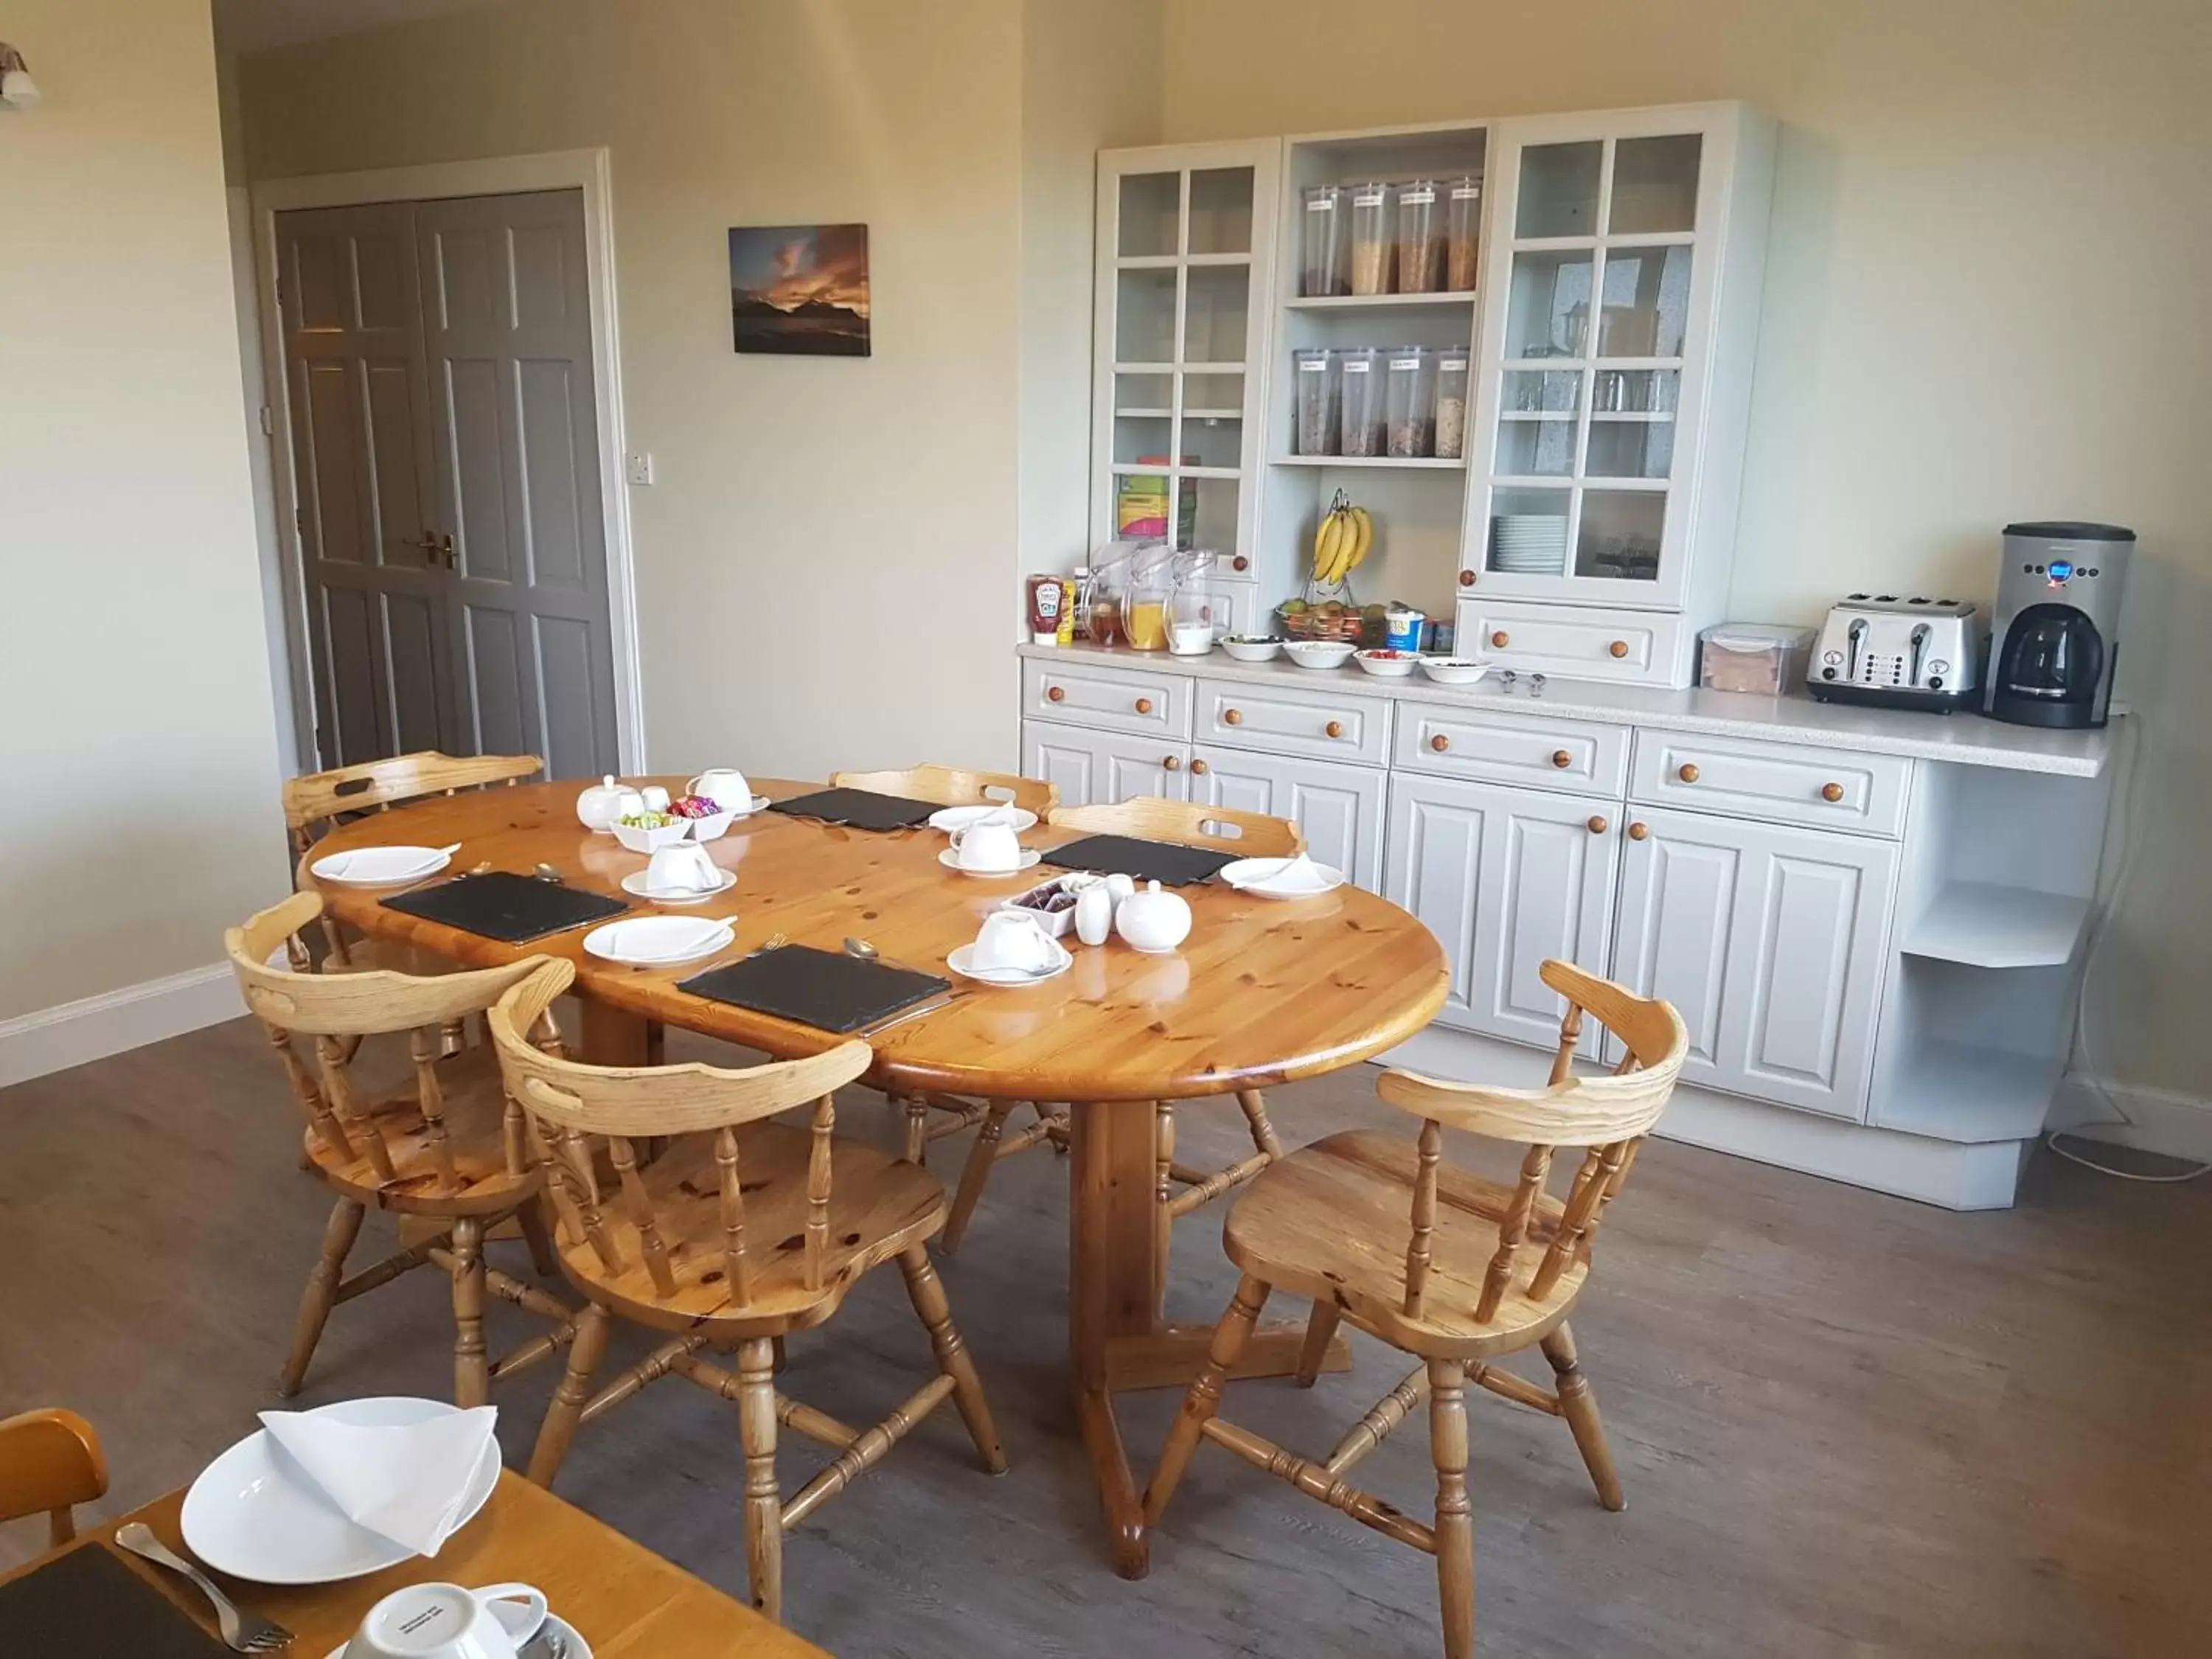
xmin=307 ymin=778 xmax=1447 ymax=1578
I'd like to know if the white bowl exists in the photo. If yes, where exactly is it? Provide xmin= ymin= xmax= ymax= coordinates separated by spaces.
xmin=1284 ymin=639 xmax=1357 ymax=670
xmin=681 ymin=807 xmax=737 ymax=842
xmin=612 ymin=818 xmax=690 ymax=853
xmin=1419 ymin=656 xmax=1492 ymax=686
xmin=1354 ymin=648 xmax=1420 ymax=678
xmin=1220 ymin=635 xmax=1285 ymax=663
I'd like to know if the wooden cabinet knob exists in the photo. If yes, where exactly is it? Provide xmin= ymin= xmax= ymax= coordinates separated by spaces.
xmin=1135 ymin=696 xmax=1154 ymax=714
xmin=1190 ymin=758 xmax=1209 ymax=776
xmin=1609 ymin=640 xmax=1630 ymax=658
xmin=1231 ymin=554 xmax=1249 ymax=571
xmin=1677 ymin=762 xmax=1700 ymax=783
xmin=1223 ymin=708 xmax=1242 ymax=726
xmin=1458 ymin=569 xmax=1476 ymax=587
xmin=1822 ymin=782 xmax=1845 ymax=802
xmin=1551 ymin=750 xmax=1572 ymax=769
xmin=1490 ymin=630 xmax=1509 ymax=649
xmin=1046 ymin=685 xmax=1065 ymax=703
xmin=1627 ymin=821 xmax=1649 ymax=841
xmin=1587 ymin=815 xmax=1609 ymax=835
xmin=1430 ymin=734 xmax=1450 ymax=752
xmin=1163 ymin=755 xmax=1181 ymax=771
xmin=1325 ymin=720 xmax=1345 ymax=739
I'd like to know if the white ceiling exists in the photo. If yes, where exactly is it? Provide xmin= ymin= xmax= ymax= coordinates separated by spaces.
xmin=212 ymin=0 xmax=518 ymax=52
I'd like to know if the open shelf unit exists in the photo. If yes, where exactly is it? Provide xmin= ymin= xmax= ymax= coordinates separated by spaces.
xmin=1902 ymin=881 xmax=2093 ymax=970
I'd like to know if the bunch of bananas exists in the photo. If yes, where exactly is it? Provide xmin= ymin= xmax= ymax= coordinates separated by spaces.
xmin=1310 ymin=490 xmax=1374 ymax=588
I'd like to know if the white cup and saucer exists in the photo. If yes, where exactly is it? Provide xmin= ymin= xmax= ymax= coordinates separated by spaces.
xmin=620 ymin=842 xmax=734 ymax=905
xmin=937 ymin=815 xmax=1040 ymax=877
xmin=947 ymin=909 xmax=1071 ymax=985
xmin=686 ymin=768 xmax=768 ymax=817
xmin=335 ymin=1580 xmax=588 ymax=1659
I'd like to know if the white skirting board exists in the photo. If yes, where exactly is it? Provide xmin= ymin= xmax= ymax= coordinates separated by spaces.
xmin=2046 ymin=1074 xmax=2212 ymax=1165
xmin=0 ymin=964 xmax=240 ymax=1092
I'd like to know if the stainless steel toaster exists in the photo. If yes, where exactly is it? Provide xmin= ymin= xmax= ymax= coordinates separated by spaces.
xmin=1806 ymin=594 xmax=1980 ymax=713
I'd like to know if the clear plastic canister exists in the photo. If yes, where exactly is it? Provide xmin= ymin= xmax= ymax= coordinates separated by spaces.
xmin=1293 ymin=347 xmax=1340 ymax=456
xmin=1396 ymin=179 xmax=1445 ymax=293
xmin=1385 ymin=347 xmax=1437 ymax=458
xmin=1433 ymin=349 xmax=1470 ymax=459
xmin=1338 ymin=347 xmax=1385 ymax=457
xmin=1300 ymin=184 xmax=1349 ymax=297
xmin=1348 ymin=181 xmax=1396 ymax=296
xmin=1446 ymin=175 xmax=1483 ymax=291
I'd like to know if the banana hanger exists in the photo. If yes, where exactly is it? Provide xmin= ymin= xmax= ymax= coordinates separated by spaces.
xmin=1304 ymin=487 xmax=1364 ymax=607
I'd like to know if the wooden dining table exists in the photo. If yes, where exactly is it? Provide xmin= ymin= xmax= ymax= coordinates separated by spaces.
xmin=1 ymin=1470 xmax=826 ymax=1657
xmin=305 ymin=778 xmax=1447 ymax=1579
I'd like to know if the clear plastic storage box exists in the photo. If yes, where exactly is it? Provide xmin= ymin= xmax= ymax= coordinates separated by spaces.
xmin=1699 ymin=624 xmax=1815 ymax=695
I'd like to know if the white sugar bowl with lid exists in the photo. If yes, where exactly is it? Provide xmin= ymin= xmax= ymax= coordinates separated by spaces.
xmin=1115 ymin=880 xmax=1192 ymax=955
xmin=577 ymin=775 xmax=644 ymax=832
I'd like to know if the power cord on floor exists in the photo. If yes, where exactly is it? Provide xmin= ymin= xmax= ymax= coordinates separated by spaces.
xmin=2042 ymin=708 xmax=2211 ymax=1183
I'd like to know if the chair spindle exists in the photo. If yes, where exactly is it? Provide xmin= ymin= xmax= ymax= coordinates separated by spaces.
xmin=1402 ymin=1117 xmax=1443 ymax=1318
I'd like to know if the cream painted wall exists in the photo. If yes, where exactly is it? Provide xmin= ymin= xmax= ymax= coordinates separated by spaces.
xmin=237 ymin=0 xmax=1040 ymax=782
xmin=0 ymin=0 xmax=285 ymax=1020
xmin=1161 ymin=0 xmax=2212 ymax=1102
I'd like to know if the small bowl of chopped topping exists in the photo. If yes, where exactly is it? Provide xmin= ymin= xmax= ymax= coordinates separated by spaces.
xmin=613 ymin=812 xmax=692 ymax=853
xmin=995 ymin=872 xmax=1093 ymax=938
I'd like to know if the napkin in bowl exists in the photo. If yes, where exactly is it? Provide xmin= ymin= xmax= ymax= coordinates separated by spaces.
xmin=258 ymin=1404 xmax=495 ymax=1558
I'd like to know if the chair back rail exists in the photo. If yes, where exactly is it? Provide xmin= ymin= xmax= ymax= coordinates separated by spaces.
xmin=0 ymin=1408 xmax=108 ymax=1548
xmin=1046 ymin=796 xmax=1303 ymax=858
xmin=284 ymin=750 xmax=543 ymax=846
xmin=830 ymin=764 xmax=1058 ymax=817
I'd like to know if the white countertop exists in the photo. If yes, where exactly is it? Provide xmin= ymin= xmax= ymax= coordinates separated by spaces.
xmin=1016 ymin=642 xmax=2113 ymax=777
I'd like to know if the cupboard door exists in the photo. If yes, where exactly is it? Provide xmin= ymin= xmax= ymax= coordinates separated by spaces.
xmin=1385 ymin=774 xmax=1489 ymax=1031
xmin=1193 ymin=746 xmax=1386 ymax=889
xmin=1021 ymin=721 xmax=1190 ymax=808
xmin=1613 ymin=807 xmax=1896 ymax=1119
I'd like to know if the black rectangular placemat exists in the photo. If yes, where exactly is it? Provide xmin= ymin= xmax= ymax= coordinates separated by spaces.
xmin=381 ymin=870 xmax=629 ymax=942
xmin=0 ymin=1541 xmax=232 ymax=1658
xmin=1041 ymin=833 xmax=1235 ymax=886
xmin=765 ymin=787 xmax=941 ymax=832
xmin=680 ymin=944 xmax=950 ymax=1034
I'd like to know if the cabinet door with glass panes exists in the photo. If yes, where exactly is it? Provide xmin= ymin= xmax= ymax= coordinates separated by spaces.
xmin=1461 ymin=105 xmax=1763 ymax=616
xmin=1093 ymin=142 xmax=1281 ymax=568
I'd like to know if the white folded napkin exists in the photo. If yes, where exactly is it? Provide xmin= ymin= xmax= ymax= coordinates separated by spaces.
xmin=259 ymin=1405 xmax=495 ymax=1558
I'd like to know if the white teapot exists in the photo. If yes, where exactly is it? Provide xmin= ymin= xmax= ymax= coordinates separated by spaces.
xmin=1115 ymin=880 xmax=1192 ymax=955
xmin=576 ymin=775 xmax=645 ymax=831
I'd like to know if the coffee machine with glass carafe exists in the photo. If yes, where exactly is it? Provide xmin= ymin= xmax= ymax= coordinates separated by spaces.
xmin=1984 ymin=522 xmax=2133 ymax=728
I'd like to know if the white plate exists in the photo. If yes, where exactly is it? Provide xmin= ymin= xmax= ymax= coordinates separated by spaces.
xmin=183 ymin=1397 xmax=499 ymax=1586
xmin=619 ymin=869 xmax=737 ymax=905
xmin=1220 ymin=855 xmax=1349 ymax=898
xmin=323 ymin=1607 xmax=589 ymax=1659
xmin=937 ymin=847 xmax=1043 ymax=877
xmin=582 ymin=915 xmax=735 ymax=966
xmin=947 ymin=941 xmax=1072 ymax=985
xmin=928 ymin=804 xmax=1040 ymax=834
xmin=310 ymin=846 xmax=453 ymax=888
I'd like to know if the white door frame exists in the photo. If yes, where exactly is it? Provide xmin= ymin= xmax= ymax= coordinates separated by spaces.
xmin=248 ymin=147 xmax=645 ymax=776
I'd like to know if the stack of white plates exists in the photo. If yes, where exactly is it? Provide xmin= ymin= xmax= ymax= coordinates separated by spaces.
xmin=1492 ymin=514 xmax=1569 ymax=576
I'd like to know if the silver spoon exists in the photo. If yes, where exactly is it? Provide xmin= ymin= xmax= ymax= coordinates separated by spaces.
xmin=535 ymin=862 xmax=563 ymax=882
xmin=843 ymin=936 xmax=878 ymax=960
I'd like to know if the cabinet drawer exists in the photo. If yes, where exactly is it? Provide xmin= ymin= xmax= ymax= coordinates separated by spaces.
xmin=1023 ymin=657 xmax=1191 ymax=738
xmin=1392 ymin=703 xmax=1628 ymax=798
xmin=1453 ymin=599 xmax=1686 ymax=685
xmin=1630 ymin=731 xmax=1909 ymax=838
xmin=1195 ymin=677 xmax=1390 ymax=765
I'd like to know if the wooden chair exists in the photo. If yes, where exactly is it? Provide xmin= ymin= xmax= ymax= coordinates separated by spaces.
xmin=936 ymin=797 xmax=1306 ymax=1292
xmin=282 ymin=751 xmax=540 ymax=969
xmin=489 ymin=961 xmax=1008 ymax=1625
xmin=0 ymin=1409 xmax=107 ymax=1548
xmin=830 ymin=762 xmax=1059 ymax=819
xmin=227 ymin=891 xmax=579 ymax=1405
xmin=1143 ymin=961 xmax=1688 ymax=1658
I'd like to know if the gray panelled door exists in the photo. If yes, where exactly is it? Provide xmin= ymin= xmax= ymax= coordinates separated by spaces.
xmin=277 ymin=189 xmax=618 ymax=779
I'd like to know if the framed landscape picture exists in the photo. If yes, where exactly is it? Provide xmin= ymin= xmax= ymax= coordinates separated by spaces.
xmin=728 ymin=223 xmax=871 ymax=357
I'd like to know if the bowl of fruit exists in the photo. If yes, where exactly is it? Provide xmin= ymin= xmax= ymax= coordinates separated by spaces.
xmin=612 ymin=810 xmax=692 ymax=854
xmin=669 ymin=793 xmax=736 ymax=842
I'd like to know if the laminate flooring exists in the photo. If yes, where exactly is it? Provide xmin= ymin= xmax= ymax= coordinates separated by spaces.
xmin=2 ymin=1014 xmax=2206 ymax=1657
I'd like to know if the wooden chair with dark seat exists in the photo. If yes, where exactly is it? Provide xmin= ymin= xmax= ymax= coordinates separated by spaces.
xmin=1142 ymin=960 xmax=1688 ymax=1659
xmin=489 ymin=960 xmax=1008 ymax=1626
xmin=937 ymin=797 xmax=1306 ymax=1298
xmin=227 ymin=892 xmax=579 ymax=1406
xmin=830 ymin=762 xmax=1059 ymax=819
xmin=0 ymin=1409 xmax=107 ymax=1547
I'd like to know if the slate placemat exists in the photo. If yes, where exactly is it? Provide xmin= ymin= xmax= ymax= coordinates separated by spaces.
xmin=1040 ymin=833 xmax=1235 ymax=886
xmin=381 ymin=870 xmax=629 ymax=943
xmin=679 ymin=944 xmax=950 ymax=1034
xmin=765 ymin=788 xmax=941 ymax=832
xmin=0 ymin=1541 xmax=232 ymax=1658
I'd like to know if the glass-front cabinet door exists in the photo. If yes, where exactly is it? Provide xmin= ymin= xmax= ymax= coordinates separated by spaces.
xmin=1093 ymin=142 xmax=1280 ymax=563
xmin=1461 ymin=111 xmax=1731 ymax=611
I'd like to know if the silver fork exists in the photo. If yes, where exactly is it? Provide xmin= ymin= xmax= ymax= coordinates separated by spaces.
xmin=114 ymin=1523 xmax=293 ymax=1652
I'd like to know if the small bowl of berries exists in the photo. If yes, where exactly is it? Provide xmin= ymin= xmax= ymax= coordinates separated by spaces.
xmin=668 ymin=793 xmax=737 ymax=842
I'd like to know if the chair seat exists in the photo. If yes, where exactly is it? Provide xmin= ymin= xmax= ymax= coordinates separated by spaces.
xmin=1224 ymin=1130 xmax=1586 ymax=1360
xmin=307 ymin=1043 xmax=539 ymax=1217
xmin=553 ymin=1123 xmax=946 ymax=1336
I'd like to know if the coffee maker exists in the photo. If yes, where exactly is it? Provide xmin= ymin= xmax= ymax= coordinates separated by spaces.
xmin=1985 ymin=522 xmax=2133 ymax=728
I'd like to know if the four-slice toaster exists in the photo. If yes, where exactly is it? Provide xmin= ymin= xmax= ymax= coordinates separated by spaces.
xmin=1805 ymin=594 xmax=1981 ymax=713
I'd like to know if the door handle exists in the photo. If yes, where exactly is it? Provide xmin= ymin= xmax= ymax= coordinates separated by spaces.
xmin=436 ymin=533 xmax=456 ymax=570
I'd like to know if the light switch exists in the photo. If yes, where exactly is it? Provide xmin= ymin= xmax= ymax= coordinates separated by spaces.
xmin=625 ymin=451 xmax=655 ymax=486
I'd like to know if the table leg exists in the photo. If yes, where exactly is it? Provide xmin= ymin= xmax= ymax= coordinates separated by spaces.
xmin=577 ymin=998 xmax=652 ymax=1066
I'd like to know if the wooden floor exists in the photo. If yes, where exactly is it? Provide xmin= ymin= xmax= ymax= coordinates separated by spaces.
xmin=3 ymin=1015 xmax=2207 ymax=1657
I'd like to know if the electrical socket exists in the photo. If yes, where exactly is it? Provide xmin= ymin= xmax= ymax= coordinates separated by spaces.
xmin=625 ymin=451 xmax=655 ymax=486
